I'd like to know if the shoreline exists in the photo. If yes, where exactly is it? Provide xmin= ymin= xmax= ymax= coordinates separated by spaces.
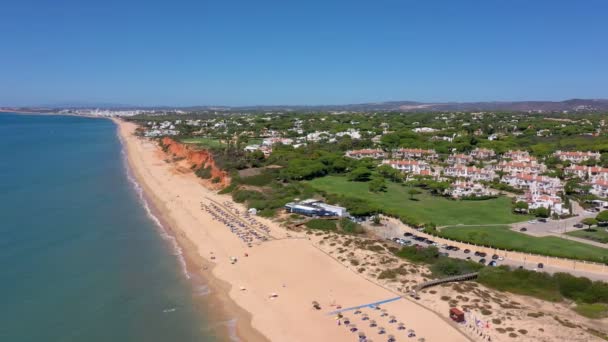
xmin=114 ymin=120 xmax=268 ymax=341
xmin=112 ymin=117 xmax=472 ymax=342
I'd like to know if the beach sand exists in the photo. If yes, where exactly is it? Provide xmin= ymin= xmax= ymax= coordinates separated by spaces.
xmin=114 ymin=119 xmax=471 ymax=342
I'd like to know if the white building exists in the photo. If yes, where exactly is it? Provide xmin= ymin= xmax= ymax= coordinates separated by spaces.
xmin=392 ymin=148 xmax=438 ymax=160
xmin=381 ymin=160 xmax=433 ymax=176
xmin=345 ymin=149 xmax=386 ymax=159
xmin=554 ymin=150 xmax=601 ymax=163
xmin=444 ymin=165 xmax=495 ymax=182
xmin=447 ymin=181 xmax=493 ymax=199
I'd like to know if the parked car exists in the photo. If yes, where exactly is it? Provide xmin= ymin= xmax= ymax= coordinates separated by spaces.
xmin=492 ymin=254 xmax=499 ymax=260
xmin=488 ymin=261 xmax=497 ymax=267
xmin=528 ymin=220 xmax=537 ymax=224
xmin=573 ymin=223 xmax=584 ymax=228
xmin=538 ymin=218 xmax=547 ymax=223
xmin=403 ymin=232 xmax=413 ymax=237
xmin=451 ymin=246 xmax=460 ymax=251
xmin=519 ymin=227 xmax=527 ymax=232
xmin=479 ymin=258 xmax=486 ymax=264
xmin=537 ymin=263 xmax=544 ymax=269
xmin=465 ymin=256 xmax=471 ymax=260
xmin=463 ymin=249 xmax=471 ymax=254
xmin=474 ymin=251 xmax=481 ymax=256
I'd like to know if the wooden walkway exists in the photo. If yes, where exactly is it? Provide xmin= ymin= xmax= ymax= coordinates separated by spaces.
xmin=413 ymin=272 xmax=479 ymax=292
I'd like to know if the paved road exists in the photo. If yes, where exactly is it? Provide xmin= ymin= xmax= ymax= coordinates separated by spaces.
xmin=365 ymin=220 xmax=608 ymax=282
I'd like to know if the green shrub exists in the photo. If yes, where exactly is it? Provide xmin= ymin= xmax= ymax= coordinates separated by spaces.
xmin=239 ymin=172 xmax=275 ymax=187
xmin=340 ymin=218 xmax=364 ymax=234
xmin=195 ymin=166 xmax=212 ymax=179
xmin=305 ymin=219 xmax=337 ymax=231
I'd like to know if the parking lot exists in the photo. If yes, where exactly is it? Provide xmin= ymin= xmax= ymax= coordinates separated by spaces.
xmin=366 ymin=219 xmax=608 ymax=282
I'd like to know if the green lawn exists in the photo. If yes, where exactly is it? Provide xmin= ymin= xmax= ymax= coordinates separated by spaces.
xmin=309 ymin=176 xmax=528 ymax=226
xmin=181 ymin=137 xmax=263 ymax=148
xmin=574 ymin=303 xmax=608 ymax=319
xmin=567 ymin=228 xmax=608 ymax=244
xmin=180 ymin=137 xmax=225 ymax=148
xmin=441 ymin=225 xmax=608 ymax=263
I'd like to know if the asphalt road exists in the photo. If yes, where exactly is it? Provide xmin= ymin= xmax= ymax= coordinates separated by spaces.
xmin=366 ymin=221 xmax=608 ymax=282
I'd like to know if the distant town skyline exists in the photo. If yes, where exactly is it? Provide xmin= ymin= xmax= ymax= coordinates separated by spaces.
xmin=1 ymin=0 xmax=607 ymax=106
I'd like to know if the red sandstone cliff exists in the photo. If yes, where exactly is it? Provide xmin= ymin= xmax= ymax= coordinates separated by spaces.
xmin=160 ymin=137 xmax=230 ymax=188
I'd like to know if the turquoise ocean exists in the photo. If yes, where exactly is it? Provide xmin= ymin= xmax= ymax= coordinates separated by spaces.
xmin=0 ymin=113 xmax=220 ymax=341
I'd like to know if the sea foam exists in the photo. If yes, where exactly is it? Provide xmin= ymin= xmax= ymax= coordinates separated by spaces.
xmin=119 ymin=141 xmax=190 ymax=279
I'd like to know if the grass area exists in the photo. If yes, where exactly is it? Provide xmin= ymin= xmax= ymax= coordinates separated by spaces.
xmin=440 ymin=225 xmax=608 ymax=263
xmin=309 ymin=176 xmax=527 ymax=226
xmin=477 ymin=266 xmax=563 ymax=302
xmin=574 ymin=303 xmax=608 ymax=319
xmin=305 ymin=219 xmax=337 ymax=231
xmin=181 ymin=137 xmax=263 ymax=148
xmin=567 ymin=228 xmax=608 ymax=244
xmin=180 ymin=137 xmax=225 ymax=148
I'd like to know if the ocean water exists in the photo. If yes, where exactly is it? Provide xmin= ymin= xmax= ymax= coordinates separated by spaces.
xmin=0 ymin=114 xmax=216 ymax=342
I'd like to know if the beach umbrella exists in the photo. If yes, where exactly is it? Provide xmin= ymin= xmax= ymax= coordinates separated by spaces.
xmin=358 ymin=331 xmax=366 ymax=338
xmin=381 ymin=309 xmax=388 ymax=317
xmin=388 ymin=334 xmax=396 ymax=342
xmin=362 ymin=313 xmax=370 ymax=320
xmin=369 ymin=319 xmax=377 ymax=327
xmin=354 ymin=309 xmax=362 ymax=314
xmin=388 ymin=315 xmax=396 ymax=323
xmin=417 ymin=338 xmax=426 ymax=342
xmin=378 ymin=327 xmax=386 ymax=334
xmin=350 ymin=324 xmax=358 ymax=332
xmin=397 ymin=322 xmax=405 ymax=330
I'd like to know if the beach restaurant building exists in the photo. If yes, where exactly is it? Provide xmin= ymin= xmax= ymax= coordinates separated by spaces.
xmin=284 ymin=199 xmax=348 ymax=217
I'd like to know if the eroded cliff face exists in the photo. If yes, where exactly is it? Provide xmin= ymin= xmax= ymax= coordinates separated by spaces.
xmin=160 ymin=137 xmax=230 ymax=188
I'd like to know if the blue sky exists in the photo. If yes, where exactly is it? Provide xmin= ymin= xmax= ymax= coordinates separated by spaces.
xmin=1 ymin=0 xmax=607 ymax=106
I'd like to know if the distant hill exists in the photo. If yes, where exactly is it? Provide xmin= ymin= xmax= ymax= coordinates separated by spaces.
xmin=221 ymin=99 xmax=608 ymax=113
xmin=3 ymin=99 xmax=608 ymax=113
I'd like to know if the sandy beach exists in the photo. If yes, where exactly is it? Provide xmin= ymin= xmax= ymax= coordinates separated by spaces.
xmin=114 ymin=119 xmax=473 ymax=341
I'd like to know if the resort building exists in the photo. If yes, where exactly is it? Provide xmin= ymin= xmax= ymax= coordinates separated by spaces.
xmin=554 ymin=150 xmax=601 ymax=163
xmin=262 ymin=137 xmax=294 ymax=146
xmin=564 ymin=165 xmax=608 ymax=181
xmin=590 ymin=180 xmax=608 ymax=198
xmin=446 ymin=181 xmax=493 ymax=199
xmin=345 ymin=149 xmax=386 ymax=159
xmin=443 ymin=165 xmax=495 ymax=182
xmin=517 ymin=192 xmax=570 ymax=215
xmin=381 ymin=159 xmax=433 ymax=176
xmin=501 ymin=173 xmax=562 ymax=194
xmin=392 ymin=148 xmax=438 ymax=160
xmin=470 ymin=148 xmax=496 ymax=160
xmin=447 ymin=153 xmax=474 ymax=165
xmin=495 ymin=160 xmax=547 ymax=175
xmin=503 ymin=150 xmax=535 ymax=162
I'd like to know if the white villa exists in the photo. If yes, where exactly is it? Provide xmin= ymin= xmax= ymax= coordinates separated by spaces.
xmin=381 ymin=159 xmax=433 ymax=176
xmin=470 ymin=148 xmax=496 ymax=160
xmin=392 ymin=148 xmax=438 ymax=160
xmin=345 ymin=149 xmax=386 ymax=159
xmin=446 ymin=181 xmax=493 ymax=199
xmin=554 ymin=150 xmax=601 ymax=163
xmin=502 ymin=173 xmax=562 ymax=194
xmin=444 ymin=165 xmax=495 ymax=182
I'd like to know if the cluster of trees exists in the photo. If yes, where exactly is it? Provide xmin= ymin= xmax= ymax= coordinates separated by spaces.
xmin=394 ymin=246 xmax=483 ymax=277
xmin=478 ymin=266 xmax=608 ymax=305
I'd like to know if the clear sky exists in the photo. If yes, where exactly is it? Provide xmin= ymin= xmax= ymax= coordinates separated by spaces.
xmin=1 ymin=0 xmax=607 ymax=106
